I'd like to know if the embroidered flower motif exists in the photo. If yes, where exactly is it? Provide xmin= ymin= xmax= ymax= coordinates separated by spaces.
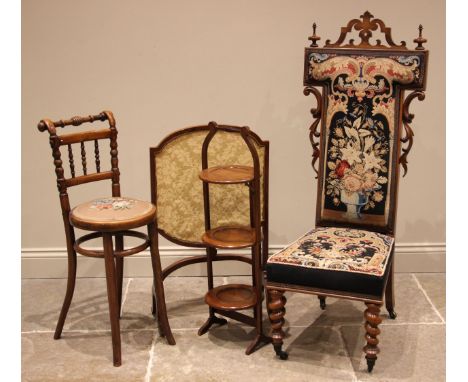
xmin=268 ymin=227 xmax=393 ymax=276
xmin=342 ymin=173 xmax=363 ymax=192
xmin=91 ymin=198 xmax=135 ymax=211
xmin=335 ymin=160 xmax=350 ymax=178
xmin=308 ymin=54 xmax=423 ymax=220
xmin=325 ymin=97 xmax=390 ymax=214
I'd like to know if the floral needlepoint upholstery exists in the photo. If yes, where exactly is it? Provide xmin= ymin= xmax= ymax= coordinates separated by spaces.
xmin=305 ymin=52 xmax=426 ymax=229
xmin=266 ymin=227 xmax=394 ymax=296
xmin=70 ymin=197 xmax=156 ymax=227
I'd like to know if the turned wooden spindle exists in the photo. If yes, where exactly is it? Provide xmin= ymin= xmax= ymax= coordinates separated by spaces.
xmin=363 ymin=303 xmax=382 ymax=372
xmin=268 ymin=289 xmax=288 ymax=360
xmin=80 ymin=141 xmax=87 ymax=176
xmin=106 ymin=112 xmax=120 ymax=197
xmin=47 ymin=130 xmax=66 ymax=195
xmin=67 ymin=144 xmax=75 ymax=178
xmin=94 ymin=139 xmax=101 ymax=173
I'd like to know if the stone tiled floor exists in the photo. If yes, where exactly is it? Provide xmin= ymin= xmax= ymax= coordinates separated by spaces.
xmin=22 ymin=273 xmax=445 ymax=381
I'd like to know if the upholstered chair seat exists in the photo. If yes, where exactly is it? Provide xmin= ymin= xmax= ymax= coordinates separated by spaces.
xmin=70 ymin=197 xmax=156 ymax=231
xmin=266 ymin=227 xmax=394 ymax=296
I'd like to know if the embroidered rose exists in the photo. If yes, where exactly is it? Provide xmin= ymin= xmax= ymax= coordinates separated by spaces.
xmin=335 ymin=160 xmax=350 ymax=178
xmin=342 ymin=173 xmax=363 ymax=192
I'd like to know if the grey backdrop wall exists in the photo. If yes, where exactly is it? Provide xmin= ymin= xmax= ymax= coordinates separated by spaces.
xmin=22 ymin=0 xmax=445 ymax=277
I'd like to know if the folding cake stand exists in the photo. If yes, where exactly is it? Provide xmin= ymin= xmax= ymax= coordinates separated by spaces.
xmin=197 ymin=122 xmax=271 ymax=354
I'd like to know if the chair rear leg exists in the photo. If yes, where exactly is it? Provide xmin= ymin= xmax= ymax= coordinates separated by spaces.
xmin=54 ymin=231 xmax=77 ymax=340
xmin=318 ymin=295 xmax=326 ymax=310
xmin=385 ymin=262 xmax=397 ymax=319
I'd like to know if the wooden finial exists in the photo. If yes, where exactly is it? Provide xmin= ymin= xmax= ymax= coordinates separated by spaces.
xmin=308 ymin=22 xmax=321 ymax=47
xmin=360 ymin=11 xmax=374 ymax=21
xmin=414 ymin=24 xmax=427 ymax=50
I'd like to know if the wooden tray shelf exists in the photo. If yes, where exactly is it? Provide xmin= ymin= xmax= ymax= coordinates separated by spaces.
xmin=205 ymin=284 xmax=257 ymax=311
xmin=199 ymin=165 xmax=254 ymax=184
xmin=202 ymin=226 xmax=256 ymax=249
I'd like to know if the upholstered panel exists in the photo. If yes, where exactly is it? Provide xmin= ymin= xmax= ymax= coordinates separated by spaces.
xmin=266 ymin=227 xmax=394 ymax=296
xmin=155 ymin=129 xmax=265 ymax=244
xmin=71 ymin=197 xmax=155 ymax=224
xmin=305 ymin=51 xmax=425 ymax=229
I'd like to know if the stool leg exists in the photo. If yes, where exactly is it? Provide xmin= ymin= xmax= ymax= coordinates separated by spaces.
xmin=148 ymin=222 xmax=175 ymax=345
xmin=54 ymin=225 xmax=77 ymax=340
xmin=115 ymin=234 xmax=124 ymax=318
xmin=103 ymin=233 xmax=122 ymax=367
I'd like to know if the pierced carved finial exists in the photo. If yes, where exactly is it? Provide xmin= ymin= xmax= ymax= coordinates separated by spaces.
xmin=414 ymin=24 xmax=427 ymax=50
xmin=308 ymin=23 xmax=321 ymax=47
xmin=324 ymin=11 xmax=406 ymax=49
xmin=361 ymin=10 xmax=374 ymax=22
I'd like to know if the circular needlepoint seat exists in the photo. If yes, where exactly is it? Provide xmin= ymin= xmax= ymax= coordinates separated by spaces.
xmin=70 ymin=197 xmax=156 ymax=232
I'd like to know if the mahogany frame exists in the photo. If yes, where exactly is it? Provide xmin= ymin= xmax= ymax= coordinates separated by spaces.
xmin=265 ymin=12 xmax=428 ymax=372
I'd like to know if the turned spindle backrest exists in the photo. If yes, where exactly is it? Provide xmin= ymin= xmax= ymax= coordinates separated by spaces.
xmin=37 ymin=111 xmax=121 ymax=214
xmin=304 ymin=12 xmax=428 ymax=234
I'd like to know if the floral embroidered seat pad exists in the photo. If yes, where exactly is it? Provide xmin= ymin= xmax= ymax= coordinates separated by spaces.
xmin=266 ymin=227 xmax=394 ymax=296
xmin=70 ymin=197 xmax=156 ymax=230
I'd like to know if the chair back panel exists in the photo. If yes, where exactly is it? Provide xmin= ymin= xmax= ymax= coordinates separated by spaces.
xmin=303 ymin=13 xmax=428 ymax=233
xmin=37 ymin=111 xmax=121 ymax=214
xmin=151 ymin=126 xmax=267 ymax=246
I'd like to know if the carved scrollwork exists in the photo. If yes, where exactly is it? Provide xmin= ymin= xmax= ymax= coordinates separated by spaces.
xmin=303 ymin=86 xmax=322 ymax=178
xmin=400 ymin=90 xmax=425 ymax=177
xmin=324 ymin=11 xmax=406 ymax=50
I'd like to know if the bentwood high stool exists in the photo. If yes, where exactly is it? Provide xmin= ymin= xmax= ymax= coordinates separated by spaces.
xmin=37 ymin=111 xmax=175 ymax=366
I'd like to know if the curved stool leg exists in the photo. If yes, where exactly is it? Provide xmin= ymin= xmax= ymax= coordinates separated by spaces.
xmin=115 ymin=234 xmax=124 ymax=318
xmin=103 ymin=233 xmax=122 ymax=367
xmin=151 ymin=288 xmax=157 ymax=318
xmin=54 ymin=225 xmax=77 ymax=340
xmin=148 ymin=222 xmax=176 ymax=345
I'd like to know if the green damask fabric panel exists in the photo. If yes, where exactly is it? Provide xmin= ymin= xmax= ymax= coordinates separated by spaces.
xmin=155 ymin=129 xmax=265 ymax=244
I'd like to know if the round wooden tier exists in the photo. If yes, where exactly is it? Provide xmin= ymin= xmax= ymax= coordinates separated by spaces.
xmin=199 ymin=165 xmax=254 ymax=184
xmin=202 ymin=226 xmax=256 ymax=249
xmin=205 ymin=284 xmax=257 ymax=311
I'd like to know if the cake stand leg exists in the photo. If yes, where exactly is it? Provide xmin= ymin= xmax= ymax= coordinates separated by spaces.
xmin=198 ymin=311 xmax=228 ymax=336
xmin=245 ymin=333 xmax=272 ymax=355
xmin=198 ymin=247 xmax=228 ymax=336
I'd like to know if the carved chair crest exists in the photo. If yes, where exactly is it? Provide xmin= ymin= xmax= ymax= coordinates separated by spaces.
xmin=304 ymin=11 xmax=428 ymax=233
